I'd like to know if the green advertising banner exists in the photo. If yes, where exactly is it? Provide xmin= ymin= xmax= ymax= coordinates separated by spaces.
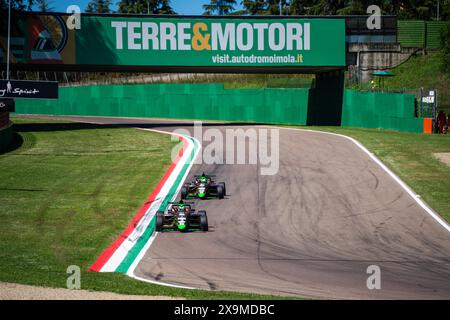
xmin=1 ymin=13 xmax=345 ymax=69
xmin=76 ymin=17 xmax=346 ymax=67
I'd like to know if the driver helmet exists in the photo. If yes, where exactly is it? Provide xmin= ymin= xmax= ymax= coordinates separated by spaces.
xmin=199 ymin=173 xmax=207 ymax=183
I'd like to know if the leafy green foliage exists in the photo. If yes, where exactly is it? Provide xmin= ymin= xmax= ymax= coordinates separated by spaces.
xmin=0 ymin=117 xmax=291 ymax=299
xmin=203 ymin=0 xmax=237 ymax=15
xmin=1 ymin=0 xmax=447 ymax=19
xmin=241 ymin=0 xmax=266 ymax=15
xmin=238 ymin=0 xmax=449 ymax=19
xmin=348 ymin=51 xmax=450 ymax=113
xmin=35 ymin=0 xmax=53 ymax=12
xmin=117 ymin=0 xmax=175 ymax=14
xmin=85 ymin=0 xmax=112 ymax=13
xmin=0 ymin=0 xmax=33 ymax=10
xmin=441 ymin=21 xmax=450 ymax=74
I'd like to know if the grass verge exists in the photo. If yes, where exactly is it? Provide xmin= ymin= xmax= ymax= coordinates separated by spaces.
xmin=348 ymin=51 xmax=450 ymax=113
xmin=8 ymin=118 xmax=446 ymax=298
xmin=0 ymin=117 xmax=285 ymax=299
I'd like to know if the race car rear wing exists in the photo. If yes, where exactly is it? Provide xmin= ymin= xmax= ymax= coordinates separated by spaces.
xmin=168 ymin=201 xmax=195 ymax=205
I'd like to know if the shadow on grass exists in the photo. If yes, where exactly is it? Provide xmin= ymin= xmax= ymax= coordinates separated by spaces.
xmin=13 ymin=122 xmax=120 ymax=133
xmin=12 ymin=120 xmax=277 ymax=133
xmin=0 ymin=131 xmax=23 ymax=155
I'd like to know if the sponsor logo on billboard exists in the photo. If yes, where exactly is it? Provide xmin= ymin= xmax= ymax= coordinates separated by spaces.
xmin=422 ymin=91 xmax=436 ymax=104
xmin=111 ymin=21 xmax=310 ymax=52
xmin=0 ymin=80 xmax=58 ymax=99
xmin=0 ymin=81 xmax=40 ymax=98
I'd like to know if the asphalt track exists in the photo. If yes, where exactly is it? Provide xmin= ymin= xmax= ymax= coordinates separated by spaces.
xmin=31 ymin=116 xmax=450 ymax=299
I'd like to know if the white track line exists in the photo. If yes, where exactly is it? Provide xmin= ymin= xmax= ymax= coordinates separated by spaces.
xmin=42 ymin=116 xmax=204 ymax=289
xmin=126 ymin=130 xmax=202 ymax=290
xmin=130 ymin=124 xmax=450 ymax=293
xmin=274 ymin=126 xmax=450 ymax=234
xmin=100 ymin=130 xmax=196 ymax=272
xmin=31 ymin=116 xmax=450 ymax=290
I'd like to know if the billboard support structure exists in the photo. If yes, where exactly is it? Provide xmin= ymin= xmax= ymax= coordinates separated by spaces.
xmin=6 ymin=0 xmax=11 ymax=80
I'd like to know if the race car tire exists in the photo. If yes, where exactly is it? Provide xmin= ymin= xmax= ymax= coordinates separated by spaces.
xmin=217 ymin=184 xmax=224 ymax=199
xmin=198 ymin=210 xmax=208 ymax=232
xmin=156 ymin=211 xmax=164 ymax=232
xmin=181 ymin=186 xmax=188 ymax=199
xmin=219 ymin=182 xmax=226 ymax=195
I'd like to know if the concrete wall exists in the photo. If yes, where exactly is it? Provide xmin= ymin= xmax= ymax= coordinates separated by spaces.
xmin=348 ymin=43 xmax=418 ymax=82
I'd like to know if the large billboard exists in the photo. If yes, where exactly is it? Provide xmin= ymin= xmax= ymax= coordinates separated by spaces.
xmin=0 ymin=13 xmax=346 ymax=71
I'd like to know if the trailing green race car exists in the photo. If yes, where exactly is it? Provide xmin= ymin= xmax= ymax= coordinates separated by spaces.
xmin=180 ymin=173 xmax=226 ymax=200
xmin=155 ymin=200 xmax=208 ymax=232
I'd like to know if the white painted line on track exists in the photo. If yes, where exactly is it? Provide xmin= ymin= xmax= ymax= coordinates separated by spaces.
xmin=275 ymin=126 xmax=450 ymax=234
xmin=39 ymin=116 xmax=204 ymax=289
xmin=27 ymin=116 xmax=450 ymax=291
xmin=126 ymin=129 xmax=202 ymax=290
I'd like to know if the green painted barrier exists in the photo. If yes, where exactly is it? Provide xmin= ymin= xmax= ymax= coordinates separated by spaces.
xmin=14 ymin=84 xmax=423 ymax=133
xmin=342 ymin=89 xmax=423 ymax=133
xmin=15 ymin=84 xmax=310 ymax=126
xmin=398 ymin=20 xmax=446 ymax=50
xmin=426 ymin=21 xmax=447 ymax=49
xmin=398 ymin=20 xmax=426 ymax=48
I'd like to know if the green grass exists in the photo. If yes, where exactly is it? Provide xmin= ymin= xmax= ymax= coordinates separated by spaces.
xmin=349 ymin=51 xmax=450 ymax=113
xmin=0 ymin=117 xmax=286 ymax=299
xmin=4 ymin=117 xmax=448 ymax=299
xmin=293 ymin=126 xmax=450 ymax=222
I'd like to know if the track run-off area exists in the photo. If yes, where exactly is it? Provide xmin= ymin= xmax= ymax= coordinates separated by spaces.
xmin=41 ymin=116 xmax=450 ymax=299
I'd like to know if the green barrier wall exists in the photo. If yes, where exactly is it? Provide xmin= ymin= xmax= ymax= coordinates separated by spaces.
xmin=342 ymin=89 xmax=423 ymax=133
xmin=398 ymin=20 xmax=426 ymax=48
xmin=15 ymin=84 xmax=309 ymax=125
xmin=398 ymin=20 xmax=446 ymax=49
xmin=14 ymin=84 xmax=423 ymax=133
xmin=426 ymin=21 xmax=447 ymax=49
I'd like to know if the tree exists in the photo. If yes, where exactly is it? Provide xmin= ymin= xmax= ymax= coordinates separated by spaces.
xmin=0 ymin=0 xmax=34 ymax=10
xmin=36 ymin=0 xmax=53 ymax=12
xmin=242 ymin=0 xmax=311 ymax=15
xmin=242 ymin=0 xmax=267 ymax=15
xmin=265 ymin=0 xmax=290 ymax=15
xmin=441 ymin=21 xmax=450 ymax=74
xmin=117 ymin=0 xmax=176 ymax=14
xmin=367 ymin=0 xmax=449 ymax=20
xmin=155 ymin=0 xmax=176 ymax=14
xmin=203 ymin=0 xmax=237 ymax=15
xmin=287 ymin=0 xmax=309 ymax=15
xmin=85 ymin=0 xmax=112 ymax=13
xmin=439 ymin=0 xmax=450 ymax=21
xmin=307 ymin=0 xmax=346 ymax=15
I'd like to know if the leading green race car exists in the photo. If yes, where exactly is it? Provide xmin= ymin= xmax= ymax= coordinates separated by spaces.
xmin=155 ymin=200 xmax=208 ymax=232
xmin=180 ymin=173 xmax=226 ymax=200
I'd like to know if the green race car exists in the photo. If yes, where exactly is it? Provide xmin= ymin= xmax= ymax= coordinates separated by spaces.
xmin=155 ymin=200 xmax=208 ymax=232
xmin=180 ymin=173 xmax=226 ymax=200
